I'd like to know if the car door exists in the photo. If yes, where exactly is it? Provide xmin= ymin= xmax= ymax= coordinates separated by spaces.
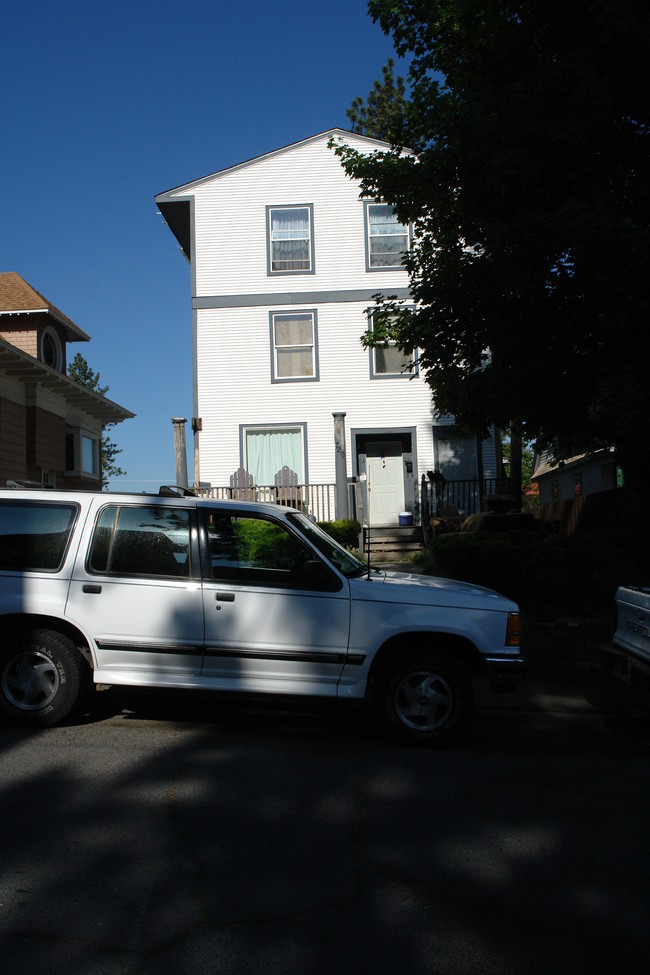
xmin=66 ymin=501 xmax=204 ymax=681
xmin=200 ymin=507 xmax=350 ymax=695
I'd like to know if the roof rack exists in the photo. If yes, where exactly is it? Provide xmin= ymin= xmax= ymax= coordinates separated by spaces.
xmin=158 ymin=485 xmax=197 ymax=498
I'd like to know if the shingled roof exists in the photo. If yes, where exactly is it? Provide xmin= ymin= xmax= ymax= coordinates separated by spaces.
xmin=0 ymin=272 xmax=90 ymax=342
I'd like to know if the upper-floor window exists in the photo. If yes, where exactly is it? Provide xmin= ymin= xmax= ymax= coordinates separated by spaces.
xmin=365 ymin=203 xmax=409 ymax=270
xmin=65 ymin=427 xmax=100 ymax=479
xmin=368 ymin=313 xmax=417 ymax=379
xmin=270 ymin=311 xmax=318 ymax=382
xmin=41 ymin=326 xmax=63 ymax=371
xmin=267 ymin=205 xmax=314 ymax=274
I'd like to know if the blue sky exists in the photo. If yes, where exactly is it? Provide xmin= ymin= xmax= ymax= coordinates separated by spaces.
xmin=2 ymin=0 xmax=401 ymax=491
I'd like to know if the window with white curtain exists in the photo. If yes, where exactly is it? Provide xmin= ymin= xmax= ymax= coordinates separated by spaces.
xmin=244 ymin=426 xmax=305 ymax=485
xmin=270 ymin=311 xmax=318 ymax=381
xmin=267 ymin=205 xmax=314 ymax=273
xmin=365 ymin=203 xmax=409 ymax=270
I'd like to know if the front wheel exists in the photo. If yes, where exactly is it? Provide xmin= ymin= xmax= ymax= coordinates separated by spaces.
xmin=0 ymin=629 xmax=85 ymax=728
xmin=381 ymin=652 xmax=474 ymax=745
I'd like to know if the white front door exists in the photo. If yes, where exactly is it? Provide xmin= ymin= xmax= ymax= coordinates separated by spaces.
xmin=367 ymin=452 xmax=405 ymax=527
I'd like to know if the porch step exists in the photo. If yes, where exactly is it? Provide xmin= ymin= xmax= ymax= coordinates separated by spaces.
xmin=362 ymin=525 xmax=425 ymax=560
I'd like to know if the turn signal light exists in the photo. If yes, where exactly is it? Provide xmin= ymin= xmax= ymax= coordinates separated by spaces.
xmin=506 ymin=613 xmax=521 ymax=647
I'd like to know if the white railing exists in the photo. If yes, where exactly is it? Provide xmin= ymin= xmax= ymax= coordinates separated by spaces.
xmin=195 ymin=482 xmax=338 ymax=522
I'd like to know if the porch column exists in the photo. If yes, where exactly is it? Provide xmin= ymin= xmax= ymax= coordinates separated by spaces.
xmin=332 ymin=412 xmax=349 ymax=520
xmin=172 ymin=417 xmax=189 ymax=489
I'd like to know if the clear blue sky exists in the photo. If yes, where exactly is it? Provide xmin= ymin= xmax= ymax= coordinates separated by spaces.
xmin=2 ymin=0 xmax=401 ymax=491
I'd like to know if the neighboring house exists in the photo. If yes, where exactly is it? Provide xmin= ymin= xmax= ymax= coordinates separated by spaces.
xmin=0 ymin=272 xmax=134 ymax=488
xmin=155 ymin=129 xmax=499 ymax=525
xmin=532 ymin=447 xmax=620 ymax=504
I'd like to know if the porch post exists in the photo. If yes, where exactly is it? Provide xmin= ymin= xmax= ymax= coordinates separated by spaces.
xmin=332 ymin=412 xmax=349 ymax=520
xmin=172 ymin=417 xmax=189 ymax=489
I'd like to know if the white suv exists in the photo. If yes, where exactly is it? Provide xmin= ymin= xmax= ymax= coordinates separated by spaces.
xmin=0 ymin=488 xmax=525 ymax=744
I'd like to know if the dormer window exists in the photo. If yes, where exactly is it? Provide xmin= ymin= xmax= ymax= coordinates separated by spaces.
xmin=41 ymin=326 xmax=63 ymax=371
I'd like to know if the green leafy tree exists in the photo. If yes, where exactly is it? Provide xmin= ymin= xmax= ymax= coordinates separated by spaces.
xmin=336 ymin=1 xmax=650 ymax=490
xmin=67 ymin=353 xmax=126 ymax=486
xmin=346 ymin=58 xmax=408 ymax=144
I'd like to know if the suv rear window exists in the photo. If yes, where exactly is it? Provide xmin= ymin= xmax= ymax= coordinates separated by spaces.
xmin=0 ymin=502 xmax=79 ymax=571
xmin=89 ymin=505 xmax=192 ymax=577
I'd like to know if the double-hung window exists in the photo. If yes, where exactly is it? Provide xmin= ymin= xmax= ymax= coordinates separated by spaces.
xmin=270 ymin=311 xmax=318 ymax=382
xmin=365 ymin=202 xmax=409 ymax=270
xmin=267 ymin=205 xmax=314 ymax=274
xmin=368 ymin=312 xmax=417 ymax=379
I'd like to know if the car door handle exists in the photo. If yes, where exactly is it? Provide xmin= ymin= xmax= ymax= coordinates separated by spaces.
xmin=216 ymin=592 xmax=235 ymax=602
xmin=83 ymin=584 xmax=102 ymax=594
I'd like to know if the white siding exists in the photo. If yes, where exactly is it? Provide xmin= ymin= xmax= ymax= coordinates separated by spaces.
xmin=161 ymin=129 xmax=497 ymax=502
xmin=170 ymin=133 xmax=411 ymax=299
xmin=196 ymin=302 xmax=437 ymax=485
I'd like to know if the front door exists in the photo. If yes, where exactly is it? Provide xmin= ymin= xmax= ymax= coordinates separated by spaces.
xmin=366 ymin=441 xmax=405 ymax=526
xmin=200 ymin=509 xmax=350 ymax=695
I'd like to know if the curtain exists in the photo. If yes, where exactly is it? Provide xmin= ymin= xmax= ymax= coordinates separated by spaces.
xmin=246 ymin=429 xmax=303 ymax=485
xmin=271 ymin=208 xmax=310 ymax=270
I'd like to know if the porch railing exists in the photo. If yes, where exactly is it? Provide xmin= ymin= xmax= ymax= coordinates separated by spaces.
xmin=421 ymin=476 xmax=511 ymax=521
xmin=195 ymin=482 xmax=337 ymax=523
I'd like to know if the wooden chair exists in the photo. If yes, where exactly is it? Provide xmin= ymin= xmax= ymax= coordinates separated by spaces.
xmin=274 ymin=466 xmax=301 ymax=507
xmin=229 ymin=467 xmax=255 ymax=501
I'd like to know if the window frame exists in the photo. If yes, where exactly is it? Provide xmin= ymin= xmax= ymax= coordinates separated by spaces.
xmin=269 ymin=309 xmax=319 ymax=383
xmin=266 ymin=204 xmax=315 ymax=276
xmin=367 ymin=311 xmax=418 ymax=380
xmin=87 ymin=503 xmax=200 ymax=579
xmin=64 ymin=427 xmax=101 ymax=480
xmin=41 ymin=325 xmax=63 ymax=371
xmin=364 ymin=202 xmax=410 ymax=272
xmin=240 ymin=423 xmax=308 ymax=486
xmin=200 ymin=509 xmax=341 ymax=592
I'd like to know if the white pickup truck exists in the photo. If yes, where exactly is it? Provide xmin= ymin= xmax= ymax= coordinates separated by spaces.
xmin=610 ymin=585 xmax=650 ymax=681
xmin=0 ymin=488 xmax=526 ymax=743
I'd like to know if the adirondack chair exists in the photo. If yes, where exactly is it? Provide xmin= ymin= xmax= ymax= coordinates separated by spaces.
xmin=274 ymin=466 xmax=301 ymax=507
xmin=229 ymin=467 xmax=255 ymax=501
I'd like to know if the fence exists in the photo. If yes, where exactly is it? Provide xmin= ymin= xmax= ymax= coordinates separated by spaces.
xmin=195 ymin=482 xmax=337 ymax=523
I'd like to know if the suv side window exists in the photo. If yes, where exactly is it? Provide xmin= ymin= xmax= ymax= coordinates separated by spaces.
xmin=0 ymin=501 xmax=78 ymax=571
xmin=89 ymin=505 xmax=193 ymax=578
xmin=204 ymin=511 xmax=340 ymax=590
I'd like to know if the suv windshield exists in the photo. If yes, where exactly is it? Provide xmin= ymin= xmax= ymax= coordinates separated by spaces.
xmin=288 ymin=512 xmax=364 ymax=577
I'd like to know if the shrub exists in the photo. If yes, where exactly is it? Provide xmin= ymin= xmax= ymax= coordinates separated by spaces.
xmin=415 ymin=527 xmax=644 ymax=619
xmin=317 ymin=518 xmax=361 ymax=549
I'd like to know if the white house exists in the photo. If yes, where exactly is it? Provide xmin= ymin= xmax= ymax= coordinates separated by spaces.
xmin=155 ymin=130 xmax=499 ymax=525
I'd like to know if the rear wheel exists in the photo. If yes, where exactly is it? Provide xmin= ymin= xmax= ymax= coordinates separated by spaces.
xmin=0 ymin=629 xmax=85 ymax=728
xmin=381 ymin=651 xmax=473 ymax=745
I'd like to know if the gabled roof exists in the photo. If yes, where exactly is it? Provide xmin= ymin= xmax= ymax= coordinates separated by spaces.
xmin=0 ymin=335 xmax=134 ymax=425
xmin=532 ymin=446 xmax=616 ymax=480
xmin=0 ymin=272 xmax=90 ymax=342
xmin=155 ymin=128 xmax=397 ymax=260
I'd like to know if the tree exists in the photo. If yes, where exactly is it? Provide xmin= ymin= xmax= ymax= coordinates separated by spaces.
xmin=67 ymin=353 xmax=126 ymax=485
xmin=346 ymin=58 xmax=408 ymax=144
xmin=335 ymin=1 xmax=650 ymax=489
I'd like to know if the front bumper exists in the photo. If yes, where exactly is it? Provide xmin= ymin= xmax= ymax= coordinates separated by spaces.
xmin=485 ymin=654 xmax=528 ymax=692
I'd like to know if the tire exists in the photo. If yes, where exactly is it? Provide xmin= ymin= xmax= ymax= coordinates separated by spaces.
xmin=381 ymin=651 xmax=474 ymax=745
xmin=0 ymin=629 xmax=85 ymax=728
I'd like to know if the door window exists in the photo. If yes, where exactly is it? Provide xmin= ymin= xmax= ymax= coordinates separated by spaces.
xmin=204 ymin=511 xmax=337 ymax=590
